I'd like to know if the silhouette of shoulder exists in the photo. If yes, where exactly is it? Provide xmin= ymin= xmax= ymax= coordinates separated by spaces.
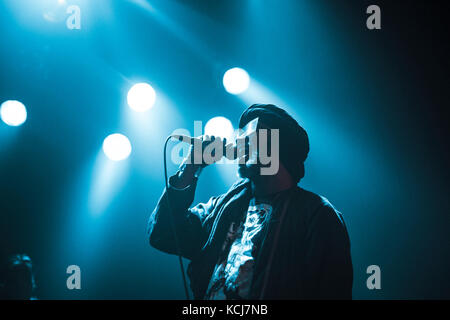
xmin=294 ymin=187 xmax=346 ymax=227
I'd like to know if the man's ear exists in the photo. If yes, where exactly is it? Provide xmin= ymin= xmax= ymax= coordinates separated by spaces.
xmin=299 ymin=163 xmax=305 ymax=180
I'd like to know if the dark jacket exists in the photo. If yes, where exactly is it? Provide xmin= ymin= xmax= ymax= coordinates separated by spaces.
xmin=147 ymin=177 xmax=353 ymax=299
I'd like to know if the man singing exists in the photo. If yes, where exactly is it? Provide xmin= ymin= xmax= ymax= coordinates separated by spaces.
xmin=147 ymin=104 xmax=353 ymax=299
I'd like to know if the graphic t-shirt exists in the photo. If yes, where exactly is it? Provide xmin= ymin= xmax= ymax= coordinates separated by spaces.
xmin=205 ymin=198 xmax=273 ymax=300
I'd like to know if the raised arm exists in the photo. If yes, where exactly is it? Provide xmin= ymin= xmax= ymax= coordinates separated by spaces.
xmin=147 ymin=161 xmax=217 ymax=260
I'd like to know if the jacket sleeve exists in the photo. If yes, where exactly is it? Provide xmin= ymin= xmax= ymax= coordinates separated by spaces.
xmin=303 ymin=202 xmax=353 ymax=299
xmin=147 ymin=174 xmax=218 ymax=260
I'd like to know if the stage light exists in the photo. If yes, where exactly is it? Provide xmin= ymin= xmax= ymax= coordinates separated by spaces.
xmin=223 ymin=67 xmax=250 ymax=95
xmin=0 ymin=100 xmax=27 ymax=127
xmin=127 ymin=83 xmax=156 ymax=112
xmin=205 ymin=117 xmax=235 ymax=141
xmin=102 ymin=134 xmax=132 ymax=161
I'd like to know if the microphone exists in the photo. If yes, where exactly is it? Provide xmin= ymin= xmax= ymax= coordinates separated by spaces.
xmin=171 ymin=134 xmax=238 ymax=160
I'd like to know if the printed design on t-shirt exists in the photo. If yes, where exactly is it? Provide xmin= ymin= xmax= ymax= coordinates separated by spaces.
xmin=206 ymin=201 xmax=273 ymax=299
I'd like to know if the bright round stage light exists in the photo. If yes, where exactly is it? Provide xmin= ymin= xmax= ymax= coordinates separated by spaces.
xmin=0 ymin=100 xmax=27 ymax=127
xmin=127 ymin=83 xmax=156 ymax=112
xmin=102 ymin=134 xmax=132 ymax=161
xmin=205 ymin=116 xmax=235 ymax=141
xmin=223 ymin=67 xmax=250 ymax=95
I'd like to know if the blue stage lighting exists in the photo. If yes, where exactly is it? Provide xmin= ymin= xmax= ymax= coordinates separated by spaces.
xmin=127 ymin=83 xmax=156 ymax=112
xmin=223 ymin=67 xmax=250 ymax=95
xmin=102 ymin=134 xmax=132 ymax=161
xmin=205 ymin=116 xmax=235 ymax=141
xmin=0 ymin=100 xmax=27 ymax=127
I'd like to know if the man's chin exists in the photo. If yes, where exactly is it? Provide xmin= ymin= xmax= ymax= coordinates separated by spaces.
xmin=238 ymin=164 xmax=260 ymax=180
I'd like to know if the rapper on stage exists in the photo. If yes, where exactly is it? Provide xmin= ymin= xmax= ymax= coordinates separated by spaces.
xmin=147 ymin=104 xmax=353 ymax=299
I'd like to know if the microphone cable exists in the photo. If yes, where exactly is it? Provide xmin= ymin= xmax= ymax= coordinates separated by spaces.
xmin=161 ymin=133 xmax=239 ymax=300
xmin=163 ymin=135 xmax=190 ymax=300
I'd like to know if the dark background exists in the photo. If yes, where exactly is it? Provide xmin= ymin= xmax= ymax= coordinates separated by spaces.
xmin=0 ymin=0 xmax=449 ymax=299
